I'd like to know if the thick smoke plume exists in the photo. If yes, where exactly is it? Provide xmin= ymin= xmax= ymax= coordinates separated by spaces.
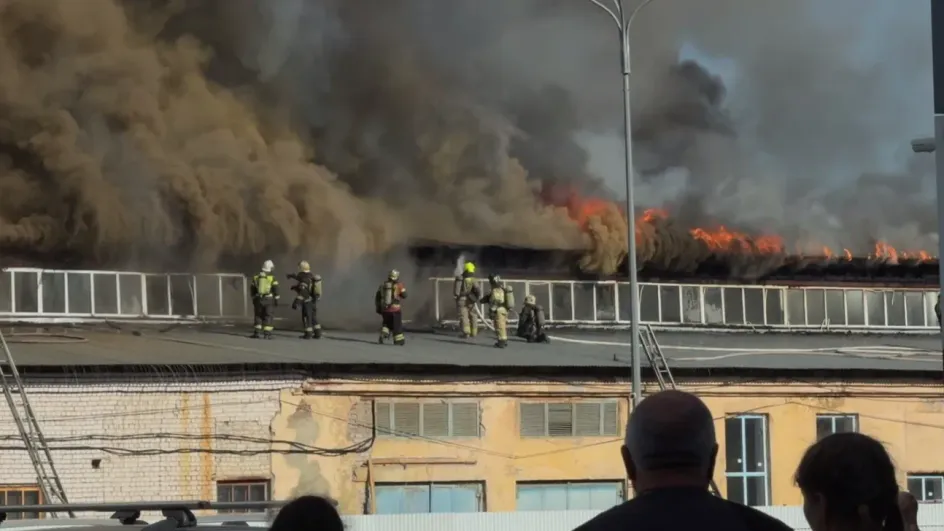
xmin=0 ymin=0 xmax=935 ymax=281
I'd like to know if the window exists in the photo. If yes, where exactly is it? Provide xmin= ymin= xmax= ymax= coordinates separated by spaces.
xmin=375 ymin=401 xmax=480 ymax=438
xmin=907 ymin=474 xmax=944 ymax=503
xmin=816 ymin=414 xmax=858 ymax=440
xmin=519 ymin=401 xmax=619 ymax=437
xmin=516 ymin=481 xmax=624 ymax=511
xmin=216 ymin=480 xmax=270 ymax=513
xmin=374 ymin=482 xmax=484 ymax=514
xmin=724 ymin=415 xmax=771 ymax=506
xmin=0 ymin=486 xmax=42 ymax=519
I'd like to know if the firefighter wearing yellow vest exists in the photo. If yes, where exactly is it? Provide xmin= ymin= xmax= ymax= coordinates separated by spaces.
xmin=375 ymin=269 xmax=407 ymax=345
xmin=250 ymin=260 xmax=280 ymax=339
xmin=483 ymin=274 xmax=514 ymax=348
xmin=454 ymin=262 xmax=481 ymax=338
xmin=287 ymin=261 xmax=323 ymax=339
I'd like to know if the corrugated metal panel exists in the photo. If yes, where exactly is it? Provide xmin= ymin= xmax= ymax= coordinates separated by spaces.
xmin=343 ymin=510 xmax=600 ymax=531
xmin=340 ymin=505 xmax=944 ymax=531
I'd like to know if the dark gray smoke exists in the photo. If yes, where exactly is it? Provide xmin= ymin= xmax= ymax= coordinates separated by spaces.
xmin=0 ymin=0 xmax=935 ymax=284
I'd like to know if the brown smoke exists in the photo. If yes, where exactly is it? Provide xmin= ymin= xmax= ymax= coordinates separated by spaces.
xmin=1 ymin=0 xmax=933 ymax=282
xmin=0 ymin=0 xmax=585 ymax=273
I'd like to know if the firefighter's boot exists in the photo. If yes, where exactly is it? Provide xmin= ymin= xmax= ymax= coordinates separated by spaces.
xmin=263 ymin=331 xmax=273 ymax=340
xmin=394 ymin=338 xmax=406 ymax=346
xmin=495 ymin=339 xmax=508 ymax=349
xmin=313 ymin=329 xmax=323 ymax=339
xmin=250 ymin=331 xmax=261 ymax=339
xmin=302 ymin=331 xmax=313 ymax=340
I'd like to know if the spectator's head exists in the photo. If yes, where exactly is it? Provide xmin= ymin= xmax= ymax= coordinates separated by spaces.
xmin=270 ymin=495 xmax=343 ymax=531
xmin=795 ymin=432 xmax=902 ymax=531
xmin=622 ymin=390 xmax=718 ymax=492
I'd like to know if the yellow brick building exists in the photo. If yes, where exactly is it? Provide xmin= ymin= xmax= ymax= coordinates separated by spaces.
xmin=4 ymin=268 xmax=943 ymax=515
xmin=269 ymin=372 xmax=944 ymax=514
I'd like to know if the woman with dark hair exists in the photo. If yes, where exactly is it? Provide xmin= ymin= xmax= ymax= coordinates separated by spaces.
xmin=795 ymin=432 xmax=914 ymax=531
xmin=270 ymin=495 xmax=344 ymax=531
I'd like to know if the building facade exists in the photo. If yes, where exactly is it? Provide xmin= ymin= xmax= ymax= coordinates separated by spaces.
xmin=1 ymin=266 xmax=943 ymax=516
xmin=1 ymin=372 xmax=943 ymax=516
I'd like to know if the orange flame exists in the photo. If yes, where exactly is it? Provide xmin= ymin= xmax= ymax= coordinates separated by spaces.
xmin=545 ymin=185 xmax=935 ymax=261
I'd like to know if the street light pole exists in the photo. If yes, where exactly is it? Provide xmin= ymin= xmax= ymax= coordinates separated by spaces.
xmin=589 ymin=0 xmax=655 ymax=407
xmin=931 ymin=0 xmax=944 ymax=379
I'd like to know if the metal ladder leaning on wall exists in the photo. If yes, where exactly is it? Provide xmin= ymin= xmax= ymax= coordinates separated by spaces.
xmin=0 ymin=328 xmax=74 ymax=518
xmin=639 ymin=324 xmax=723 ymax=499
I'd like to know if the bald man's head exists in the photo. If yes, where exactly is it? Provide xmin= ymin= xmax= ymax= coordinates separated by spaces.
xmin=623 ymin=391 xmax=718 ymax=483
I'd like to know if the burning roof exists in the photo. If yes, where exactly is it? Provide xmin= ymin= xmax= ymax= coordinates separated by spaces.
xmin=423 ymin=184 xmax=940 ymax=284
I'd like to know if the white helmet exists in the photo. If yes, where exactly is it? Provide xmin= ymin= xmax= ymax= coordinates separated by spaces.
xmin=262 ymin=260 xmax=274 ymax=273
xmin=298 ymin=260 xmax=311 ymax=272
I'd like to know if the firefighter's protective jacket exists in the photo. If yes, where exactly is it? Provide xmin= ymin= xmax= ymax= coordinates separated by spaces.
xmin=251 ymin=272 xmax=280 ymax=301
xmin=520 ymin=303 xmax=546 ymax=328
xmin=289 ymin=271 xmax=322 ymax=302
xmin=454 ymin=272 xmax=481 ymax=306
xmin=485 ymin=284 xmax=514 ymax=314
xmin=376 ymin=281 xmax=407 ymax=313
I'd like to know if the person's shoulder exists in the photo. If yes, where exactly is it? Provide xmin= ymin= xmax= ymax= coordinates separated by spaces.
xmin=722 ymin=500 xmax=794 ymax=531
xmin=572 ymin=502 xmax=638 ymax=530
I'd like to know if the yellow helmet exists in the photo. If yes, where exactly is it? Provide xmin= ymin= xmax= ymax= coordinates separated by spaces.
xmin=298 ymin=260 xmax=311 ymax=272
xmin=464 ymin=262 xmax=476 ymax=274
xmin=389 ymin=269 xmax=400 ymax=281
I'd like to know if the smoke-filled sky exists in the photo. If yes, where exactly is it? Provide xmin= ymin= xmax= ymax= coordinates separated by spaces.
xmin=0 ymin=0 xmax=936 ymax=278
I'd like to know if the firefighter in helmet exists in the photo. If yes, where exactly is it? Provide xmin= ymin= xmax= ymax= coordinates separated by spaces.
xmin=250 ymin=260 xmax=280 ymax=339
xmin=287 ymin=260 xmax=323 ymax=339
xmin=375 ymin=269 xmax=407 ymax=345
xmin=517 ymin=294 xmax=550 ymax=344
xmin=483 ymin=274 xmax=514 ymax=348
xmin=454 ymin=262 xmax=481 ymax=338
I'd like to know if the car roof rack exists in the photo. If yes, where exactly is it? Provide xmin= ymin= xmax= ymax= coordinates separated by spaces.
xmin=0 ymin=501 xmax=285 ymax=528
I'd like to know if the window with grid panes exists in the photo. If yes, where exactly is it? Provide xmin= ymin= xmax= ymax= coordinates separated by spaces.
xmin=815 ymin=414 xmax=858 ymax=440
xmin=519 ymin=401 xmax=619 ymax=437
xmin=516 ymin=481 xmax=625 ymax=511
xmin=724 ymin=415 xmax=771 ymax=507
xmin=0 ymin=487 xmax=42 ymax=519
xmin=216 ymin=480 xmax=270 ymax=513
xmin=907 ymin=474 xmax=944 ymax=503
xmin=374 ymin=482 xmax=485 ymax=514
xmin=375 ymin=401 xmax=480 ymax=438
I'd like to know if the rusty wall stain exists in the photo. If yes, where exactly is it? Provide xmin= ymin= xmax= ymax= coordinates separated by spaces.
xmin=201 ymin=392 xmax=213 ymax=500
xmin=180 ymin=394 xmax=192 ymax=498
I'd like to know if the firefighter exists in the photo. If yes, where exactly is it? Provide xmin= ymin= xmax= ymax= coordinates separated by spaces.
xmin=287 ymin=261 xmax=323 ymax=339
xmin=250 ymin=260 xmax=280 ymax=339
xmin=483 ymin=274 xmax=514 ymax=348
xmin=517 ymin=294 xmax=550 ymax=344
xmin=454 ymin=262 xmax=481 ymax=338
xmin=375 ymin=269 xmax=407 ymax=345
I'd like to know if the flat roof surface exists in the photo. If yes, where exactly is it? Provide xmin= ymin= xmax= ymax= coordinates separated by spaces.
xmin=4 ymin=324 xmax=941 ymax=376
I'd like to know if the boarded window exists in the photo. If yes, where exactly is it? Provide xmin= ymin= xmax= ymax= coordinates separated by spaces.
xmin=376 ymin=401 xmax=480 ymax=438
xmin=519 ymin=401 xmax=620 ymax=437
